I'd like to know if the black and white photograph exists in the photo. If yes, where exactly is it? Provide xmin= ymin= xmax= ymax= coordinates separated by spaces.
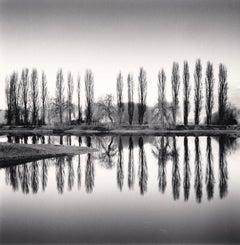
xmin=0 ymin=0 xmax=240 ymax=244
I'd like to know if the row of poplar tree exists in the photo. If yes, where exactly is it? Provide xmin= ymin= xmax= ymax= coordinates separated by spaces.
xmin=4 ymin=59 xmax=228 ymax=126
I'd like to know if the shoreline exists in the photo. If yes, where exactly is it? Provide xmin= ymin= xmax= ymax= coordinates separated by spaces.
xmin=0 ymin=143 xmax=97 ymax=168
xmin=0 ymin=127 xmax=240 ymax=137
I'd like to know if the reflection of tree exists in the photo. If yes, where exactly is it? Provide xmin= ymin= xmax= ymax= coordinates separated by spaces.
xmin=32 ymin=135 xmax=37 ymax=144
xmin=60 ymin=135 xmax=63 ymax=145
xmin=24 ymin=135 xmax=28 ymax=144
xmin=206 ymin=136 xmax=215 ymax=200
xmin=172 ymin=137 xmax=180 ymax=200
xmin=152 ymin=137 xmax=170 ymax=193
xmin=56 ymin=157 xmax=65 ymax=194
xmin=21 ymin=164 xmax=30 ymax=194
xmin=97 ymin=136 xmax=117 ymax=169
xmin=86 ymin=136 xmax=92 ymax=148
xmin=41 ymin=136 xmax=45 ymax=144
xmin=138 ymin=137 xmax=148 ymax=195
xmin=48 ymin=135 xmax=51 ymax=144
xmin=78 ymin=136 xmax=82 ymax=146
xmin=67 ymin=156 xmax=74 ymax=191
xmin=183 ymin=137 xmax=191 ymax=201
xmin=5 ymin=166 xmax=19 ymax=191
xmin=128 ymin=137 xmax=134 ymax=190
xmin=194 ymin=137 xmax=202 ymax=203
xmin=85 ymin=153 xmax=94 ymax=193
xmin=117 ymin=137 xmax=124 ymax=191
xmin=15 ymin=136 xmax=20 ymax=143
xmin=219 ymin=136 xmax=228 ymax=199
xmin=7 ymin=136 xmax=12 ymax=143
xmin=41 ymin=160 xmax=48 ymax=191
xmin=67 ymin=135 xmax=72 ymax=146
xmin=31 ymin=162 xmax=39 ymax=193
xmin=77 ymin=155 xmax=81 ymax=190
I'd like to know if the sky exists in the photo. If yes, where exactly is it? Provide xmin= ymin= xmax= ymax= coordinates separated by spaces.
xmin=0 ymin=0 xmax=240 ymax=119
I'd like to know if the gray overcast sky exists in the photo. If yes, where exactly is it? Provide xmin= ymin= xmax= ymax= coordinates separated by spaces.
xmin=0 ymin=0 xmax=240 ymax=116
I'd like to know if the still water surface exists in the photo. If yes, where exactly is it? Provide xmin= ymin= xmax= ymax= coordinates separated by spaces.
xmin=0 ymin=135 xmax=240 ymax=244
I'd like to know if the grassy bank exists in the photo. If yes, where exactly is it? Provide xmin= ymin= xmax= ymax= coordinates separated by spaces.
xmin=0 ymin=143 xmax=97 ymax=168
xmin=0 ymin=124 xmax=240 ymax=136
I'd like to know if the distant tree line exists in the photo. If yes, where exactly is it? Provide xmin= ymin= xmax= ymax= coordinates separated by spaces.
xmin=4 ymin=60 xmax=234 ymax=126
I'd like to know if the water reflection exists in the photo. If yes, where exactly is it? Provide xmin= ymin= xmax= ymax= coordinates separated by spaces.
xmin=194 ymin=137 xmax=202 ymax=203
xmin=117 ymin=136 xmax=124 ymax=191
xmin=60 ymin=135 xmax=63 ymax=145
xmin=152 ymin=137 xmax=170 ymax=193
xmin=219 ymin=136 xmax=228 ymax=199
xmin=77 ymin=155 xmax=81 ymax=190
xmin=85 ymin=136 xmax=95 ymax=193
xmin=67 ymin=156 xmax=74 ymax=191
xmin=206 ymin=136 xmax=215 ymax=200
xmin=97 ymin=136 xmax=117 ymax=168
xmin=2 ymin=135 xmax=238 ymax=202
xmin=172 ymin=136 xmax=181 ymax=200
xmin=128 ymin=137 xmax=134 ymax=190
xmin=138 ymin=137 xmax=148 ymax=195
xmin=5 ymin=166 xmax=18 ymax=191
xmin=41 ymin=160 xmax=48 ymax=191
xmin=183 ymin=136 xmax=191 ymax=201
xmin=19 ymin=164 xmax=30 ymax=194
xmin=24 ymin=135 xmax=28 ymax=144
xmin=56 ymin=157 xmax=65 ymax=194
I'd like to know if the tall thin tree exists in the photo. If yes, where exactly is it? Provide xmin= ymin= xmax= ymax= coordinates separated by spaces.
xmin=218 ymin=64 xmax=228 ymax=125
xmin=77 ymin=75 xmax=82 ymax=124
xmin=183 ymin=61 xmax=191 ymax=125
xmin=158 ymin=69 xmax=167 ymax=127
xmin=31 ymin=69 xmax=39 ymax=125
xmin=5 ymin=77 xmax=12 ymax=125
xmin=56 ymin=69 xmax=65 ymax=124
xmin=127 ymin=74 xmax=134 ymax=125
xmin=194 ymin=59 xmax=202 ymax=125
xmin=21 ymin=68 xmax=29 ymax=125
xmin=116 ymin=72 xmax=124 ymax=124
xmin=171 ymin=62 xmax=180 ymax=125
xmin=85 ymin=70 xmax=94 ymax=125
xmin=67 ymin=72 xmax=74 ymax=124
xmin=41 ymin=72 xmax=47 ymax=125
xmin=9 ymin=72 xmax=20 ymax=125
xmin=205 ymin=62 xmax=214 ymax=125
xmin=138 ymin=67 xmax=147 ymax=125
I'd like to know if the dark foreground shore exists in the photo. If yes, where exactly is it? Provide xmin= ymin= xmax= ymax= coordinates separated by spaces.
xmin=0 ymin=143 xmax=97 ymax=168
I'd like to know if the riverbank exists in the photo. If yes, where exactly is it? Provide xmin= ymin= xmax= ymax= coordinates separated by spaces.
xmin=0 ymin=125 xmax=240 ymax=137
xmin=0 ymin=143 xmax=97 ymax=167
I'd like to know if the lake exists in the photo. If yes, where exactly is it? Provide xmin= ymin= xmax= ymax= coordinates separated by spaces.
xmin=0 ymin=135 xmax=240 ymax=244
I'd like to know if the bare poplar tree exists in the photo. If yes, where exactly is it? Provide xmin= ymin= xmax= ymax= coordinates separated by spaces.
xmin=218 ymin=64 xmax=228 ymax=124
xmin=127 ymin=73 xmax=134 ymax=125
xmin=67 ymin=72 xmax=74 ymax=124
xmin=194 ymin=59 xmax=202 ymax=125
xmin=158 ymin=69 xmax=167 ymax=127
xmin=85 ymin=70 xmax=94 ymax=125
xmin=171 ymin=62 xmax=180 ymax=125
xmin=21 ymin=68 xmax=29 ymax=125
xmin=41 ymin=72 xmax=47 ymax=125
xmin=7 ymin=72 xmax=20 ymax=125
xmin=138 ymin=67 xmax=147 ymax=125
xmin=183 ymin=61 xmax=191 ymax=125
xmin=5 ymin=77 xmax=12 ymax=125
xmin=56 ymin=69 xmax=65 ymax=124
xmin=116 ymin=72 xmax=124 ymax=124
xmin=77 ymin=75 xmax=82 ymax=124
xmin=205 ymin=62 xmax=214 ymax=125
xmin=31 ymin=69 xmax=39 ymax=125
